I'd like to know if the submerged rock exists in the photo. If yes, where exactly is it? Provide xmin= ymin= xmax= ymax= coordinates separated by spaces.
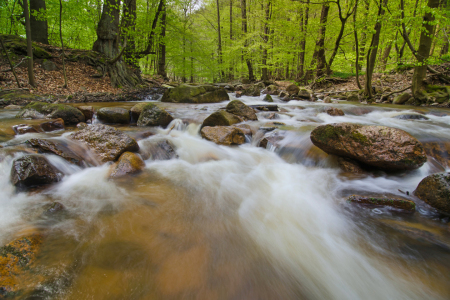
xmin=0 ymin=233 xmax=43 ymax=296
xmin=109 ymin=152 xmax=145 ymax=178
xmin=69 ymin=124 xmax=139 ymax=163
xmin=202 ymin=110 xmax=242 ymax=128
xmin=325 ymin=107 xmax=344 ymax=116
xmin=347 ymin=195 xmax=415 ymax=212
xmin=12 ymin=124 xmax=39 ymax=135
xmin=10 ymin=155 xmax=61 ymax=189
xmin=139 ymin=139 xmax=177 ymax=161
xmin=393 ymin=113 xmax=429 ymax=120
xmin=310 ymin=123 xmax=427 ymax=171
xmin=39 ymin=118 xmax=65 ymax=132
xmin=26 ymin=138 xmax=84 ymax=166
xmin=97 ymin=107 xmax=130 ymax=124
xmin=226 ymin=100 xmax=258 ymax=121
xmin=201 ymin=126 xmax=245 ymax=146
xmin=16 ymin=101 xmax=85 ymax=124
xmin=161 ymin=84 xmax=229 ymax=103
xmin=137 ymin=103 xmax=174 ymax=128
xmin=414 ymin=173 xmax=450 ymax=214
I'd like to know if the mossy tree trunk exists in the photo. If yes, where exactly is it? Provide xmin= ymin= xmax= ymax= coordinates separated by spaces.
xmin=93 ymin=0 xmax=141 ymax=88
xmin=157 ymin=0 xmax=167 ymax=79
xmin=412 ymin=0 xmax=440 ymax=100
xmin=20 ymin=0 xmax=49 ymax=44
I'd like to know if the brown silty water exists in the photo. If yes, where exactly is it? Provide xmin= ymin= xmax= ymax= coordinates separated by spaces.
xmin=0 ymin=94 xmax=449 ymax=300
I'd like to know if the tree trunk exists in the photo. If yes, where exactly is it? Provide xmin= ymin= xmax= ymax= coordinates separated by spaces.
xmin=241 ymin=0 xmax=254 ymax=81
xmin=380 ymin=43 xmax=392 ymax=71
xmin=261 ymin=0 xmax=271 ymax=82
xmin=364 ymin=0 xmax=388 ymax=99
xmin=358 ymin=0 xmax=370 ymax=72
xmin=93 ymin=0 xmax=141 ymax=87
xmin=29 ymin=0 xmax=48 ymax=44
xmin=23 ymin=0 xmax=35 ymax=87
xmin=229 ymin=0 xmax=233 ymax=79
xmin=0 ymin=36 xmax=21 ymax=87
xmin=157 ymin=1 xmax=167 ymax=79
xmin=353 ymin=1 xmax=362 ymax=89
xmin=412 ymin=0 xmax=440 ymax=99
xmin=297 ymin=0 xmax=310 ymax=81
xmin=122 ymin=0 xmax=137 ymax=62
xmin=308 ymin=4 xmax=329 ymax=79
xmin=59 ymin=0 xmax=67 ymax=88
xmin=216 ymin=0 xmax=224 ymax=79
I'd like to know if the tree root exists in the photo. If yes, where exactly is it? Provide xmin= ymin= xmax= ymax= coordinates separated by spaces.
xmin=380 ymin=85 xmax=411 ymax=101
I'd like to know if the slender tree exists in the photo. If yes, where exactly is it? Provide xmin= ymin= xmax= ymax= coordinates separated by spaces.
xmin=23 ymin=0 xmax=35 ymax=87
xmin=241 ymin=0 xmax=254 ymax=81
xmin=59 ymin=0 xmax=67 ymax=88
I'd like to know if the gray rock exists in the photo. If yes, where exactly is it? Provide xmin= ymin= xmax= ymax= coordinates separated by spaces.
xmin=137 ymin=103 xmax=174 ymax=127
xmin=97 ymin=107 xmax=130 ymax=124
xmin=41 ymin=59 xmax=57 ymax=71
xmin=11 ymin=155 xmax=61 ymax=190
xmin=16 ymin=101 xmax=85 ymax=124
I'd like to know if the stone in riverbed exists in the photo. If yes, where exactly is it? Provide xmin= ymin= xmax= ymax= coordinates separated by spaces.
xmin=286 ymin=84 xmax=299 ymax=96
xmin=69 ymin=124 xmax=139 ymax=163
xmin=393 ymin=113 xmax=429 ymax=121
xmin=10 ymin=155 xmax=61 ymax=189
xmin=139 ymin=139 xmax=177 ymax=161
xmin=0 ymin=233 xmax=43 ymax=296
xmin=130 ymin=102 xmax=148 ymax=121
xmin=137 ymin=103 xmax=174 ymax=128
xmin=414 ymin=173 xmax=450 ymax=214
xmin=226 ymin=100 xmax=258 ymax=121
xmin=201 ymin=110 xmax=242 ymax=128
xmin=337 ymin=157 xmax=365 ymax=174
xmin=12 ymin=124 xmax=40 ymax=135
xmin=97 ymin=107 xmax=130 ymax=124
xmin=26 ymin=138 xmax=85 ymax=166
xmin=325 ymin=107 xmax=344 ymax=116
xmin=263 ymin=94 xmax=273 ymax=102
xmin=310 ymin=123 xmax=427 ymax=171
xmin=77 ymin=106 xmax=94 ymax=122
xmin=201 ymin=126 xmax=245 ymax=146
xmin=392 ymin=93 xmax=411 ymax=105
xmin=109 ymin=152 xmax=145 ymax=178
xmin=161 ymin=84 xmax=229 ymax=103
xmin=16 ymin=101 xmax=85 ymax=124
xmin=39 ymin=118 xmax=65 ymax=132
xmin=347 ymin=195 xmax=415 ymax=212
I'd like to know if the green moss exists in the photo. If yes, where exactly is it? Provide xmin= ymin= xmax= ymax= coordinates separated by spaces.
xmin=351 ymin=131 xmax=370 ymax=145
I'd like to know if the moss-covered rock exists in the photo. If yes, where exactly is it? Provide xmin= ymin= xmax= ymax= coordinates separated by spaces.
xmin=347 ymin=195 xmax=415 ymax=212
xmin=137 ymin=103 xmax=173 ymax=127
xmin=16 ymin=101 xmax=85 ymax=124
xmin=97 ymin=107 xmax=130 ymax=124
xmin=414 ymin=173 xmax=450 ymax=214
xmin=161 ymin=84 xmax=229 ymax=103
xmin=263 ymin=94 xmax=273 ymax=102
xmin=130 ymin=102 xmax=148 ymax=121
xmin=201 ymin=126 xmax=245 ymax=146
xmin=310 ymin=123 xmax=427 ymax=171
xmin=109 ymin=152 xmax=145 ymax=178
xmin=226 ymin=100 xmax=258 ymax=121
xmin=201 ymin=110 xmax=242 ymax=128
xmin=393 ymin=93 xmax=412 ymax=105
xmin=286 ymin=84 xmax=299 ymax=96
xmin=325 ymin=107 xmax=344 ymax=116
xmin=1 ymin=34 xmax=51 ymax=59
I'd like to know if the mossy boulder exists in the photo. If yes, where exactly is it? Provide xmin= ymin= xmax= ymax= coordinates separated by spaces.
xmin=265 ymin=85 xmax=279 ymax=95
xmin=130 ymin=102 xmax=148 ymax=121
xmin=347 ymin=195 xmax=415 ymax=212
xmin=1 ymin=34 xmax=51 ymax=59
xmin=201 ymin=110 xmax=242 ymax=128
xmin=263 ymin=94 xmax=273 ymax=102
xmin=286 ymin=84 xmax=300 ymax=96
xmin=325 ymin=107 xmax=344 ymax=116
xmin=201 ymin=126 xmax=245 ymax=146
xmin=137 ymin=103 xmax=174 ymax=128
xmin=161 ymin=84 xmax=229 ymax=103
xmin=310 ymin=123 xmax=427 ymax=171
xmin=69 ymin=124 xmax=139 ymax=163
xmin=16 ymin=101 xmax=85 ymax=124
xmin=226 ymin=100 xmax=258 ymax=121
xmin=242 ymin=84 xmax=261 ymax=97
xmin=10 ymin=155 xmax=62 ymax=190
xmin=393 ymin=93 xmax=411 ymax=105
xmin=414 ymin=173 xmax=450 ymax=214
xmin=0 ymin=90 xmax=46 ymax=107
xmin=109 ymin=152 xmax=145 ymax=178
xmin=97 ymin=107 xmax=130 ymax=124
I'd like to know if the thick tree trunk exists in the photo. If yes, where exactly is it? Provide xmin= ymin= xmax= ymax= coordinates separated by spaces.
xmin=122 ymin=0 xmax=136 ymax=62
xmin=241 ymin=0 xmax=254 ymax=81
xmin=93 ymin=0 xmax=141 ymax=88
xmin=308 ymin=4 xmax=329 ymax=79
xmin=364 ymin=0 xmax=388 ymax=99
xmin=23 ymin=0 xmax=35 ymax=87
xmin=157 ymin=1 xmax=167 ymax=79
xmin=412 ymin=0 xmax=440 ymax=99
xmin=30 ymin=0 xmax=48 ymax=44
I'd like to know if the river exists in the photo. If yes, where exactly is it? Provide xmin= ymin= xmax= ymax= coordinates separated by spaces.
xmin=0 ymin=93 xmax=449 ymax=299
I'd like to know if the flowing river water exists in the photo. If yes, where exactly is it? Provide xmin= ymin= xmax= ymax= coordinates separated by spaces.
xmin=0 ymin=93 xmax=449 ymax=299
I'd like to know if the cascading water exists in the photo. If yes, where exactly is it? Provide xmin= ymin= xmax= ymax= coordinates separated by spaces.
xmin=0 ymin=96 xmax=449 ymax=299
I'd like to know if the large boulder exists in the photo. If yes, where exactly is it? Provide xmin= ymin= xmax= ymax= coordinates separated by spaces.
xmin=137 ymin=103 xmax=174 ymax=127
xmin=310 ymin=123 xmax=427 ymax=171
xmin=161 ymin=84 xmax=229 ymax=103
xmin=16 ymin=101 xmax=85 ymax=124
xmin=242 ymin=85 xmax=261 ymax=97
xmin=109 ymin=152 xmax=145 ymax=178
xmin=201 ymin=110 xmax=242 ymax=128
xmin=10 ymin=155 xmax=61 ymax=189
xmin=286 ymin=84 xmax=300 ymax=96
xmin=26 ymin=138 xmax=85 ymax=166
xmin=226 ymin=100 xmax=258 ymax=121
xmin=130 ymin=102 xmax=148 ymax=121
xmin=69 ymin=124 xmax=139 ymax=163
xmin=414 ymin=173 xmax=450 ymax=214
xmin=77 ymin=106 xmax=94 ymax=122
xmin=201 ymin=126 xmax=245 ymax=146
xmin=97 ymin=107 xmax=130 ymax=124
xmin=393 ymin=93 xmax=412 ymax=105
